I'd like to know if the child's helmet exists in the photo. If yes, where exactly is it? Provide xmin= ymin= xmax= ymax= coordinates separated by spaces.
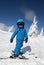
xmin=17 ymin=19 xmax=24 ymax=23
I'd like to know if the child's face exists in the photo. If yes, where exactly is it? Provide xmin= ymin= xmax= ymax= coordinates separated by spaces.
xmin=19 ymin=24 xmax=23 ymax=28
xmin=17 ymin=22 xmax=24 ymax=28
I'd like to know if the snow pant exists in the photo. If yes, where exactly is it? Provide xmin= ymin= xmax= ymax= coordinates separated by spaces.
xmin=14 ymin=40 xmax=23 ymax=55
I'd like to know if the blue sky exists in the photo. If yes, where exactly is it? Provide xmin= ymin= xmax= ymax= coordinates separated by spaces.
xmin=0 ymin=0 xmax=44 ymax=32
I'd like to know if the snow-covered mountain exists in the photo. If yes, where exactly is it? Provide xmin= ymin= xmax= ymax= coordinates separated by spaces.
xmin=0 ymin=16 xmax=44 ymax=65
xmin=0 ymin=29 xmax=44 ymax=65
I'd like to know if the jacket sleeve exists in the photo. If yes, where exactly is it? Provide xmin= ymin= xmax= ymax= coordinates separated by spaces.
xmin=11 ymin=28 xmax=19 ymax=40
xmin=25 ymin=29 xmax=28 ymax=39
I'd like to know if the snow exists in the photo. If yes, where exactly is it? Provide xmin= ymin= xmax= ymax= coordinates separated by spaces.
xmin=8 ymin=25 xmax=14 ymax=32
xmin=0 ymin=29 xmax=44 ymax=65
xmin=40 ymin=28 xmax=44 ymax=36
xmin=0 ymin=15 xmax=44 ymax=65
xmin=28 ymin=16 xmax=38 ymax=37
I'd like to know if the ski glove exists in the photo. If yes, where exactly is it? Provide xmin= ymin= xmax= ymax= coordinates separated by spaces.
xmin=25 ymin=38 xmax=28 ymax=43
xmin=10 ymin=39 xmax=13 ymax=43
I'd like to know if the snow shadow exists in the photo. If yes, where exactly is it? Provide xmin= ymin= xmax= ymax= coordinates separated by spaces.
xmin=21 ymin=46 xmax=31 ymax=54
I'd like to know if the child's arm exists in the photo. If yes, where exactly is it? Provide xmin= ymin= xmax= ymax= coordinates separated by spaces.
xmin=24 ymin=30 xmax=28 ymax=43
xmin=10 ymin=28 xmax=19 ymax=43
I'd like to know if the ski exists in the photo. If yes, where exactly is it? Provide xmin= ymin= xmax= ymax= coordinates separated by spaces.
xmin=0 ymin=56 xmax=29 ymax=60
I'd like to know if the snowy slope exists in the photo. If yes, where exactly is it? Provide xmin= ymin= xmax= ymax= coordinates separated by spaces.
xmin=0 ymin=30 xmax=44 ymax=65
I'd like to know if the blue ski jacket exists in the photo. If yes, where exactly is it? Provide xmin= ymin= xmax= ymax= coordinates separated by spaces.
xmin=11 ymin=27 xmax=28 ymax=55
xmin=11 ymin=27 xmax=28 ymax=42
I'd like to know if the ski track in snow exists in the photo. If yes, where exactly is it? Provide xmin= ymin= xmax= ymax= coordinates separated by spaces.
xmin=0 ymin=30 xmax=44 ymax=65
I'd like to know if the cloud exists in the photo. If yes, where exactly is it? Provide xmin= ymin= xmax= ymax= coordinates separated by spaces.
xmin=0 ymin=23 xmax=14 ymax=32
xmin=25 ymin=10 xmax=36 ymax=21
xmin=20 ymin=7 xmax=36 ymax=21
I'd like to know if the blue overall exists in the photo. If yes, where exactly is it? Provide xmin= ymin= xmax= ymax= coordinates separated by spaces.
xmin=11 ymin=27 xmax=28 ymax=55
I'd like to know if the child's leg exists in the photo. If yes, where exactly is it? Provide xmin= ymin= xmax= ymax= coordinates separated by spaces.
xmin=14 ymin=41 xmax=22 ymax=56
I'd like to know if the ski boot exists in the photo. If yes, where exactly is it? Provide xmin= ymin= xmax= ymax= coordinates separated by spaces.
xmin=10 ymin=54 xmax=18 ymax=58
